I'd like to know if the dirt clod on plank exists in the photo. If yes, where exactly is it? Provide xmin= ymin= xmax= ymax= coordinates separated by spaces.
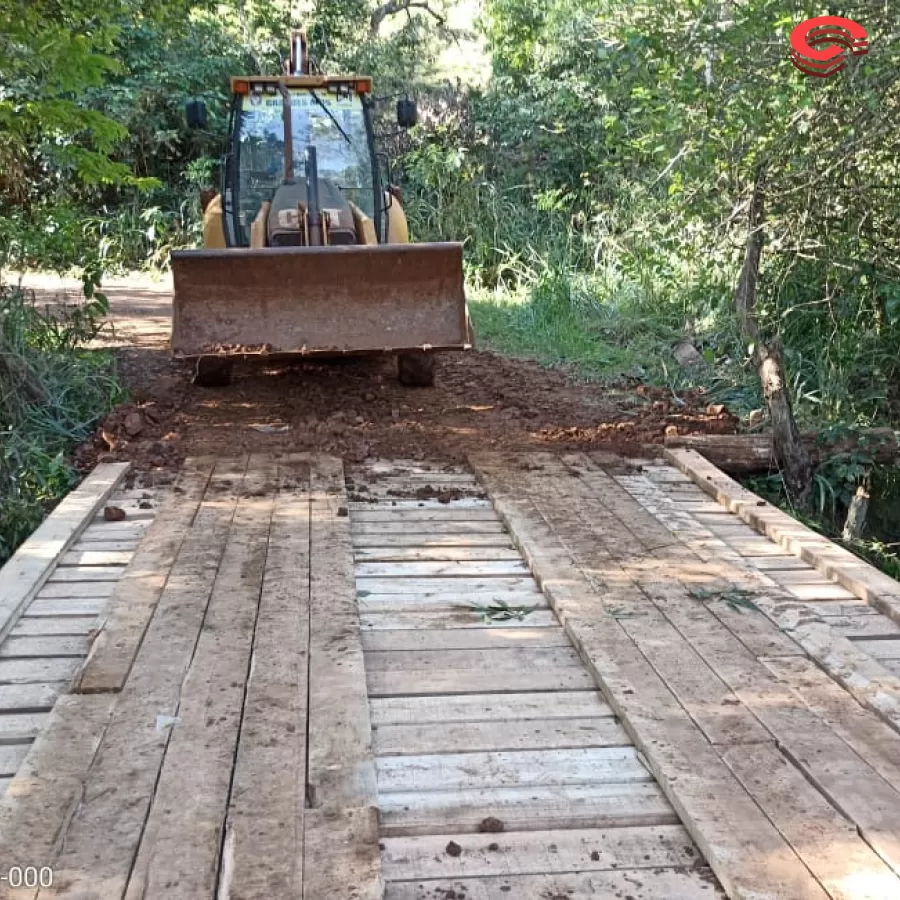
xmin=104 ymin=506 xmax=127 ymax=522
xmin=445 ymin=841 xmax=462 ymax=857
xmin=478 ymin=816 xmax=505 ymax=833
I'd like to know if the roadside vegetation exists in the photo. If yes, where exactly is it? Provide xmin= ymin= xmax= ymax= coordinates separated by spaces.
xmin=1 ymin=0 xmax=898 ymax=572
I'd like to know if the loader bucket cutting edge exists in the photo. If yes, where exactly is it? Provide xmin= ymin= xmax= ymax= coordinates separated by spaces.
xmin=170 ymin=243 xmax=470 ymax=358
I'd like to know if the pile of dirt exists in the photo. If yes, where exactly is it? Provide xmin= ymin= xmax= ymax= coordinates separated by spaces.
xmin=78 ymin=347 xmax=740 ymax=473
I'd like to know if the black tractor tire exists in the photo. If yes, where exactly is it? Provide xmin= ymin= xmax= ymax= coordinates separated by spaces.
xmin=193 ymin=356 xmax=234 ymax=388
xmin=398 ymin=351 xmax=436 ymax=387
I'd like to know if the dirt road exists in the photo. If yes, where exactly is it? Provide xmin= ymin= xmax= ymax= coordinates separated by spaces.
xmin=19 ymin=272 xmax=736 ymax=472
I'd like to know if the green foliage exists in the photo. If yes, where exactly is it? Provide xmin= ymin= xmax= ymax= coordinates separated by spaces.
xmin=0 ymin=284 xmax=123 ymax=564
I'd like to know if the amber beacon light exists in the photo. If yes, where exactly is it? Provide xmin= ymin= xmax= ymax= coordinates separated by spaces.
xmin=790 ymin=15 xmax=868 ymax=77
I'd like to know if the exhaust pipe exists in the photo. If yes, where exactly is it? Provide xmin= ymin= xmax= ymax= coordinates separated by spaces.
xmin=306 ymin=146 xmax=323 ymax=247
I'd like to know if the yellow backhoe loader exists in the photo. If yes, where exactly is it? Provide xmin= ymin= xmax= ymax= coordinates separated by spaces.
xmin=171 ymin=31 xmax=472 ymax=387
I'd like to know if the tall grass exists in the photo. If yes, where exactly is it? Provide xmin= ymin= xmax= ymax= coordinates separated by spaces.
xmin=0 ymin=284 xmax=124 ymax=564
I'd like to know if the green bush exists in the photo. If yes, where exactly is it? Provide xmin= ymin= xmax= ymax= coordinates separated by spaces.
xmin=0 ymin=283 xmax=124 ymax=565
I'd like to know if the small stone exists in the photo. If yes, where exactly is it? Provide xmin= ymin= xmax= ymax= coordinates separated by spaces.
xmin=124 ymin=411 xmax=144 ymax=437
xmin=337 ymin=506 xmax=348 ymax=517
xmin=665 ymin=424 xmax=679 ymax=437
xmin=478 ymin=817 xmax=505 ymax=833
xmin=487 ymin=842 xmax=500 ymax=852
xmin=445 ymin=841 xmax=462 ymax=857
xmin=104 ymin=506 xmax=127 ymax=522
xmin=590 ymin=850 xmax=601 ymax=861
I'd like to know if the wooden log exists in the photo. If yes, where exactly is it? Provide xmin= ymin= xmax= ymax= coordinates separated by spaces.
xmin=664 ymin=429 xmax=899 ymax=474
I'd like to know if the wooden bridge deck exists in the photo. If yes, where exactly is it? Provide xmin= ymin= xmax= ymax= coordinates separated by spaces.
xmin=0 ymin=453 xmax=898 ymax=898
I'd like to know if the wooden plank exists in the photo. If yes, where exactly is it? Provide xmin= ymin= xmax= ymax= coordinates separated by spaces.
xmin=22 ymin=597 xmax=107 ymax=616
xmin=0 ymin=636 xmax=88 ymax=658
xmin=75 ymin=458 xmax=214 ymax=694
xmin=783 ymin=583 xmax=859 ymax=602
xmin=377 ymin=747 xmax=651 ymax=793
xmin=60 ymin=549 xmax=133 ymax=567
xmin=0 ymin=694 xmax=116 ymax=900
xmin=39 ymin=458 xmax=247 ymax=900
xmin=35 ymin=581 xmax=114 ymax=599
xmin=666 ymin=448 xmax=900 ymax=625
xmin=360 ymin=609 xmax=559 ymax=630
xmin=351 ymin=508 xmax=498 ymax=522
xmin=0 ymin=713 xmax=49 ymax=740
xmin=123 ymin=459 xmax=276 ymax=900
xmin=352 ymin=521 xmax=506 ymax=536
xmin=385 ymin=870 xmax=725 ymax=899
xmin=0 ymin=463 xmax=127 ymax=645
xmin=0 ymin=658 xmax=79 ymax=685
xmin=219 ymin=457 xmax=310 ymax=900
xmin=354 ymin=547 xmax=521 ymax=562
xmin=364 ymin=646 xmax=583 ymax=673
xmin=358 ymin=594 xmax=548 ymax=615
xmin=748 ymin=555 xmax=817 ymax=571
xmin=763 ymin=655 xmax=900 ymax=793
xmin=381 ymin=825 xmax=699 ymax=880
xmin=79 ymin=522 xmax=149 ymax=542
xmin=0 ymin=683 xmax=65 ymax=711
xmin=854 ymin=638 xmax=900 ymax=660
xmin=720 ymin=536 xmax=790 ymax=557
xmin=307 ymin=456 xmax=379 ymax=813
xmin=351 ymin=498 xmax=489 ymax=510
xmin=356 ymin=561 xmax=528 ymax=578
xmin=368 ymin=666 xmax=595 ymax=697
xmin=67 ymin=540 xmax=140 ymax=553
xmin=0 ymin=744 xmax=29 ymax=777
xmin=302 ymin=807 xmax=383 ymax=900
xmin=10 ymin=617 xmax=98 ymax=637
xmin=356 ymin=576 xmax=540 ymax=595
xmin=373 ymin=717 xmax=629 ymax=755
xmin=379 ymin=782 xmax=678 ymax=837
xmin=361 ymin=627 xmax=569 ymax=651
xmin=472 ymin=452 xmax=831 ymax=900
xmin=353 ymin=533 xmax=512 ymax=548
xmin=721 ymin=742 xmax=900 ymax=899
xmin=371 ymin=691 xmax=611 ymax=726
xmin=831 ymin=617 xmax=900 ymax=639
xmin=46 ymin=566 xmax=126 ymax=582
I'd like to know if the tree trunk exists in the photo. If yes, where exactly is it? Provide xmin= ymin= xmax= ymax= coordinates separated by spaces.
xmin=842 ymin=483 xmax=870 ymax=544
xmin=733 ymin=167 xmax=813 ymax=508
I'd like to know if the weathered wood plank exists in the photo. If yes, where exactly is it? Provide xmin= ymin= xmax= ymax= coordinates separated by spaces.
xmin=0 ymin=694 xmax=116 ymax=900
xmin=0 ymin=463 xmax=127 ymax=645
xmin=351 ymin=498 xmax=489 ymax=510
xmin=358 ymin=594 xmax=548 ymax=616
xmin=38 ymin=458 xmax=247 ymax=900
xmin=352 ymin=508 xmax=498 ymax=522
xmin=472 ymin=452 xmax=830 ymax=900
xmin=748 ymin=555 xmax=817 ymax=571
xmin=34 ymin=581 xmax=115 ymax=600
xmin=0 ymin=713 xmax=49 ymax=740
xmin=123 ymin=460 xmax=276 ymax=900
xmin=364 ymin=646 xmax=583 ymax=673
xmin=22 ymin=597 xmax=107 ymax=616
xmin=66 ymin=540 xmax=140 ymax=553
xmin=0 ymin=683 xmax=65 ymax=711
xmin=721 ymin=742 xmax=900 ymax=899
xmin=79 ymin=522 xmax=149 ymax=542
xmin=46 ymin=566 xmax=126 ymax=582
xmin=219 ymin=457 xmax=310 ymax=900
xmin=351 ymin=521 xmax=506 ymax=536
xmin=307 ymin=456 xmax=379 ymax=814
xmin=360 ymin=609 xmax=559 ymax=630
xmin=0 ymin=658 xmax=79 ymax=685
xmin=355 ymin=577 xmax=538 ymax=595
xmin=75 ymin=458 xmax=214 ymax=694
xmin=356 ymin=560 xmax=528 ymax=578
xmin=368 ymin=666 xmax=595 ymax=697
xmin=60 ymin=549 xmax=133 ymax=567
xmin=361 ymin=627 xmax=569 ymax=652
xmin=0 ymin=744 xmax=30 ymax=777
xmin=379 ymin=782 xmax=678 ymax=837
xmin=854 ymin=638 xmax=900 ymax=660
xmin=377 ymin=747 xmax=651 ymax=793
xmin=384 ymin=870 xmax=725 ymax=899
xmin=831 ymin=617 xmax=900 ymax=639
xmin=370 ymin=691 xmax=611 ymax=726
xmin=353 ymin=534 xmax=512 ymax=549
xmin=782 ymin=583 xmax=859 ymax=602
xmin=381 ymin=826 xmax=700 ymax=880
xmin=354 ymin=547 xmax=521 ymax=562
xmin=373 ymin=717 xmax=629 ymax=755
xmin=10 ymin=617 xmax=98 ymax=638
xmin=0 ymin=636 xmax=88 ymax=658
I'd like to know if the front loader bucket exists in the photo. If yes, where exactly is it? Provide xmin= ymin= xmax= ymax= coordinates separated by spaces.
xmin=170 ymin=243 xmax=471 ymax=359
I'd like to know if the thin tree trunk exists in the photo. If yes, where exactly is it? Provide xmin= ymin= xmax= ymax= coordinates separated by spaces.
xmin=734 ymin=167 xmax=813 ymax=508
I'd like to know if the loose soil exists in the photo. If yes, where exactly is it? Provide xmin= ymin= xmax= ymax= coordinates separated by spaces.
xmin=20 ymin=273 xmax=740 ymax=473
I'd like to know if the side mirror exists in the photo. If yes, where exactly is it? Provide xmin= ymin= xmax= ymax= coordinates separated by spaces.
xmin=397 ymin=97 xmax=418 ymax=129
xmin=186 ymin=99 xmax=208 ymax=130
